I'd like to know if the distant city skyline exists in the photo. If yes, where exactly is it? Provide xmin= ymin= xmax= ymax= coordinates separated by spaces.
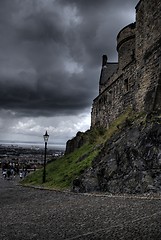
xmin=0 ymin=0 xmax=139 ymax=145
xmin=0 ymin=140 xmax=65 ymax=150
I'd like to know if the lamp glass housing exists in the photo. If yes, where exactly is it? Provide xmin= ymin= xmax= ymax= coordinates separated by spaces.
xmin=43 ymin=130 xmax=49 ymax=143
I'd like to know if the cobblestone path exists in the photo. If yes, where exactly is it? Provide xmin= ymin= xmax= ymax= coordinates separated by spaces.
xmin=0 ymin=177 xmax=161 ymax=240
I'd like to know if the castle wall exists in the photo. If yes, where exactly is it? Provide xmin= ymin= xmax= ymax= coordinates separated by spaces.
xmin=99 ymin=62 xmax=118 ymax=94
xmin=135 ymin=39 xmax=161 ymax=112
xmin=91 ymin=0 xmax=161 ymax=129
xmin=140 ymin=0 xmax=161 ymax=56
xmin=117 ymin=23 xmax=136 ymax=70
xmin=91 ymin=61 xmax=136 ymax=128
xmin=135 ymin=0 xmax=161 ymax=111
xmin=135 ymin=0 xmax=144 ymax=63
xmin=135 ymin=0 xmax=161 ymax=64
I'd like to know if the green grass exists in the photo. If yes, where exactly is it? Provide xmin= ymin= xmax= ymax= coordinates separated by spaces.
xmin=22 ymin=143 xmax=99 ymax=190
xmin=22 ymin=107 xmax=142 ymax=190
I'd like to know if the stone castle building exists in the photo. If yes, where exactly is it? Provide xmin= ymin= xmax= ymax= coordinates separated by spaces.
xmin=91 ymin=0 xmax=161 ymax=129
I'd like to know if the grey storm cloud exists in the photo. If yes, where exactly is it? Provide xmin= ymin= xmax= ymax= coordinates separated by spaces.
xmin=0 ymin=0 xmax=139 ymax=118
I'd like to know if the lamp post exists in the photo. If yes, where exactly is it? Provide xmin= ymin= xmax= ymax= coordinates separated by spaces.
xmin=43 ymin=130 xmax=49 ymax=183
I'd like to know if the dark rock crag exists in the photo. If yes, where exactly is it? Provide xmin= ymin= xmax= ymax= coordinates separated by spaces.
xmin=65 ymin=131 xmax=89 ymax=155
xmin=72 ymin=113 xmax=161 ymax=194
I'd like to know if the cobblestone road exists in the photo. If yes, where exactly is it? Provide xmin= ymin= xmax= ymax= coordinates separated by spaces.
xmin=0 ymin=177 xmax=161 ymax=240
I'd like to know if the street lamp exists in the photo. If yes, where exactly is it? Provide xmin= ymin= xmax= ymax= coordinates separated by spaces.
xmin=43 ymin=130 xmax=49 ymax=183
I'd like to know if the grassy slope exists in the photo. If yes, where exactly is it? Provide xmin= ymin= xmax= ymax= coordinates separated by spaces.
xmin=22 ymin=108 xmax=139 ymax=190
xmin=22 ymin=143 xmax=99 ymax=190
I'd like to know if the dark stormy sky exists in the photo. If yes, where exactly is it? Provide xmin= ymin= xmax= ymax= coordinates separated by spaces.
xmin=0 ymin=0 xmax=139 ymax=147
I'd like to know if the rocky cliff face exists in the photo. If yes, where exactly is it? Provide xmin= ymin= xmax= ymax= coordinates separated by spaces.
xmin=65 ymin=131 xmax=88 ymax=155
xmin=72 ymin=112 xmax=161 ymax=194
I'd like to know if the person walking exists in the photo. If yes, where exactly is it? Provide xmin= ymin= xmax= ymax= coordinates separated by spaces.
xmin=19 ymin=171 xmax=23 ymax=179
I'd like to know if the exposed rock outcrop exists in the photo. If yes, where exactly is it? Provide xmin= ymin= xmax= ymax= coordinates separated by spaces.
xmin=72 ymin=113 xmax=161 ymax=194
xmin=65 ymin=131 xmax=88 ymax=155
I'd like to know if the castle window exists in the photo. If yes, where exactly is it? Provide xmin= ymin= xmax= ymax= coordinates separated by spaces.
xmin=124 ymin=79 xmax=129 ymax=92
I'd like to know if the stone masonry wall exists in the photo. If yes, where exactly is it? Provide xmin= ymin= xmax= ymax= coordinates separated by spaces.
xmin=91 ymin=60 xmax=136 ymax=128
xmin=135 ymin=0 xmax=161 ymax=112
xmin=117 ymin=23 xmax=135 ymax=70
xmin=135 ymin=0 xmax=144 ymax=64
xmin=99 ymin=62 xmax=118 ymax=94
xmin=91 ymin=0 xmax=161 ymax=129
xmin=135 ymin=39 xmax=161 ymax=112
